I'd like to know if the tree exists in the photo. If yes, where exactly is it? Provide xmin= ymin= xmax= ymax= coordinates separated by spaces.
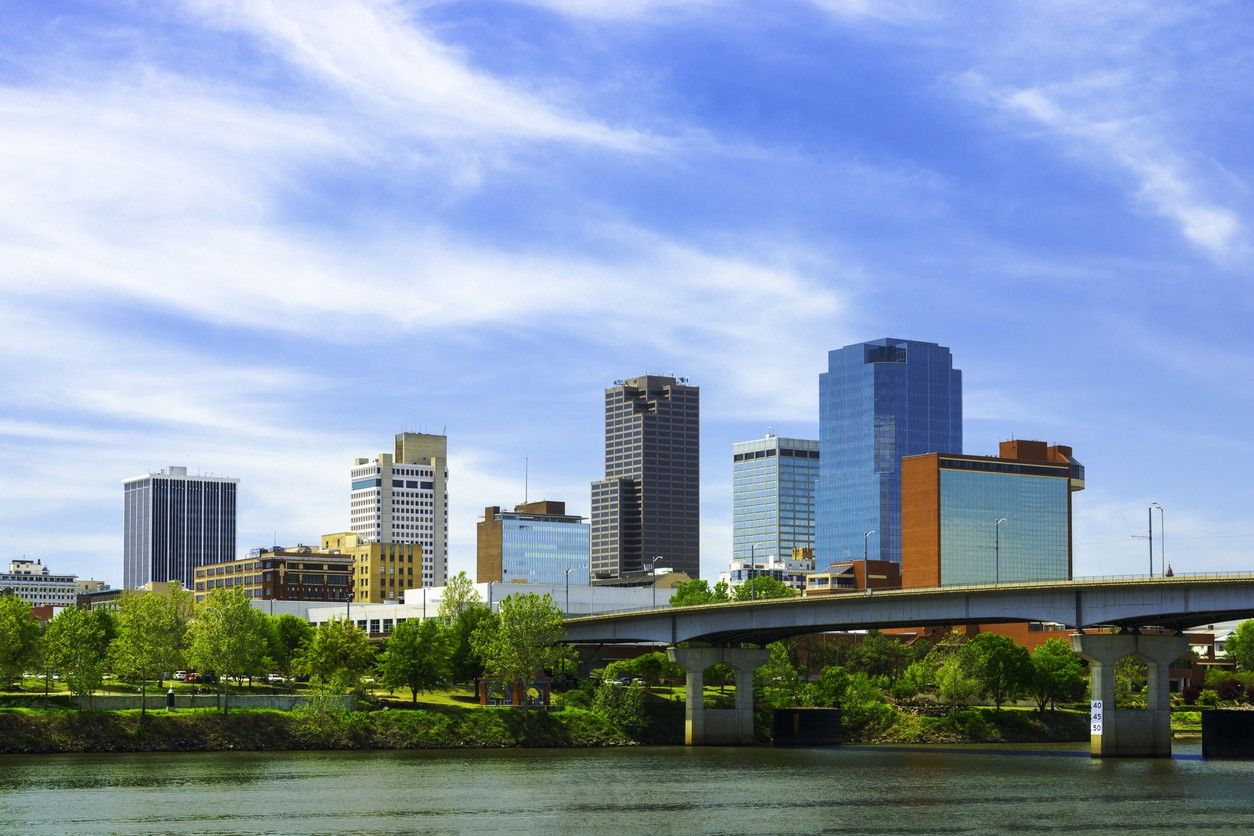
xmin=268 ymin=613 xmax=314 ymax=679
xmin=848 ymin=631 xmax=911 ymax=686
xmin=669 ymin=579 xmax=730 ymax=607
xmin=471 ymin=593 xmax=567 ymax=693
xmin=732 ymin=576 xmax=797 ymax=602
xmin=188 ymin=588 xmax=271 ymax=713
xmin=0 ymin=595 xmax=41 ymax=689
xmin=936 ymin=654 xmax=981 ymax=708
xmin=448 ymin=602 xmax=494 ymax=683
xmin=438 ymin=571 xmax=483 ymax=623
xmin=1028 ymin=638 xmax=1086 ymax=714
xmin=813 ymin=665 xmax=851 ymax=708
xmin=1223 ymin=619 xmax=1254 ymax=672
xmin=379 ymin=618 xmax=452 ymax=702
xmin=755 ymin=641 xmax=804 ymax=707
xmin=969 ymin=633 xmax=1033 ymax=711
xmin=44 ymin=606 xmax=110 ymax=708
xmin=297 ymin=617 xmax=374 ymax=689
xmin=110 ymin=585 xmax=192 ymax=717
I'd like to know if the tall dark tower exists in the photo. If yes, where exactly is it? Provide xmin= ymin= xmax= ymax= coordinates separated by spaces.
xmin=590 ymin=375 xmax=700 ymax=579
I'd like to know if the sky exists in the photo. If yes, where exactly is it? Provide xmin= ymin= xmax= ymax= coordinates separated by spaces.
xmin=1 ymin=0 xmax=1252 ymax=586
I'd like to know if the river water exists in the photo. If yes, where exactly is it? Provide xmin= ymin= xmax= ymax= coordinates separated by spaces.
xmin=2 ymin=742 xmax=1252 ymax=834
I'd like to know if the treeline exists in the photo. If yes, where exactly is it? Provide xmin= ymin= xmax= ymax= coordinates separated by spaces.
xmin=0 ymin=571 xmax=573 ymax=714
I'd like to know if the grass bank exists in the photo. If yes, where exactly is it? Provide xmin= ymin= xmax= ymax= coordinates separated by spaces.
xmin=848 ymin=707 xmax=1090 ymax=745
xmin=0 ymin=705 xmax=643 ymax=754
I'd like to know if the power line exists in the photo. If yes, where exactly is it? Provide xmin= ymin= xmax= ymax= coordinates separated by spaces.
xmin=1075 ymin=533 xmax=1254 ymax=546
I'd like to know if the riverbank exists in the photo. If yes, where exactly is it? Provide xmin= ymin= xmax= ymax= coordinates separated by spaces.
xmin=0 ymin=706 xmax=643 ymax=754
xmin=858 ymin=707 xmax=1090 ymax=744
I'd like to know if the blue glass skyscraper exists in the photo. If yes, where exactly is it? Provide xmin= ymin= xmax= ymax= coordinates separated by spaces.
xmin=816 ymin=338 xmax=962 ymax=565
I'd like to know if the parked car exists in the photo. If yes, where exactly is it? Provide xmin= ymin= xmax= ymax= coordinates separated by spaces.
xmin=266 ymin=673 xmax=287 ymax=684
xmin=184 ymin=672 xmax=199 ymax=683
xmin=173 ymin=671 xmax=189 ymax=681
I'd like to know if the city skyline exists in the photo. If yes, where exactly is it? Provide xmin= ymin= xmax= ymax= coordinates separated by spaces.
xmin=1 ymin=2 xmax=1252 ymax=584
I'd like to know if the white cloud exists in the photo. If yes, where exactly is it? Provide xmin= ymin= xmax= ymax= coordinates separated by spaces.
xmin=181 ymin=0 xmax=649 ymax=149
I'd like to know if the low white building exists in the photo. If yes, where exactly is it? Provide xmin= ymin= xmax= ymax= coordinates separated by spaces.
xmin=307 ymin=580 xmax=676 ymax=633
xmin=1 ymin=559 xmax=78 ymax=607
xmin=718 ymin=551 xmax=814 ymax=592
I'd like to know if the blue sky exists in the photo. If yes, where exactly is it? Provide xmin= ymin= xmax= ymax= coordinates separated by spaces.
xmin=1 ymin=1 xmax=1251 ymax=585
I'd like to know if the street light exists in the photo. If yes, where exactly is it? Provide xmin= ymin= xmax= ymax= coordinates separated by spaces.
xmin=651 ymin=556 xmax=664 ymax=610
xmin=863 ymin=530 xmax=876 ymax=563
xmin=748 ymin=544 xmax=756 ymax=602
xmin=1146 ymin=504 xmax=1155 ymax=578
xmin=1152 ymin=502 xmax=1165 ymax=577
xmin=994 ymin=518 xmax=1008 ymax=586
xmin=565 ymin=567 xmax=573 ymax=616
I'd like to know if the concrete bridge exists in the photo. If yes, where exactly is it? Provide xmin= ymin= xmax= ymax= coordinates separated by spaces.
xmin=563 ymin=574 xmax=1254 ymax=755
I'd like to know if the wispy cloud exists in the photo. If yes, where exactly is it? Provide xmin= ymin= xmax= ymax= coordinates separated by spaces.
xmin=181 ymin=0 xmax=650 ymax=149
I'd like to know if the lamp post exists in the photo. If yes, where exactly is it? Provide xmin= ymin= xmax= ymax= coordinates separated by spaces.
xmin=748 ymin=544 xmax=756 ymax=602
xmin=1147 ymin=505 xmax=1154 ymax=577
xmin=863 ymin=530 xmax=876 ymax=563
xmin=994 ymin=518 xmax=1007 ymax=586
xmin=1151 ymin=502 xmax=1165 ymax=577
xmin=565 ymin=568 xmax=573 ymax=616
xmin=651 ymin=556 xmax=663 ymax=610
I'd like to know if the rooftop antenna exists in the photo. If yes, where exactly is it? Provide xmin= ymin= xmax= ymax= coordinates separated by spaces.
xmin=524 ymin=457 xmax=529 ymax=503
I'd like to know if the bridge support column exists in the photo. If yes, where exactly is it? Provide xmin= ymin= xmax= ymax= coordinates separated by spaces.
xmin=1070 ymin=632 xmax=1188 ymax=758
xmin=668 ymin=647 xmax=770 ymax=745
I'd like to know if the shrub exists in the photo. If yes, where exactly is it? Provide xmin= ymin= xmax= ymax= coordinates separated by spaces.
xmin=1181 ymin=685 xmax=1199 ymax=706
xmin=592 ymin=683 xmax=648 ymax=739
xmin=1197 ymin=689 xmax=1221 ymax=708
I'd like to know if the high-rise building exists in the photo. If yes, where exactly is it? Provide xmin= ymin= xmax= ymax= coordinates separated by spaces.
xmin=122 ymin=466 xmax=238 ymax=589
xmin=590 ymin=375 xmax=700 ymax=579
xmin=321 ymin=531 xmax=423 ymax=603
xmin=816 ymin=339 xmax=962 ymax=565
xmin=901 ymin=440 xmax=1084 ymax=587
xmin=350 ymin=432 xmax=448 ymax=587
xmin=732 ymin=433 xmax=819 ymax=566
xmin=477 ymin=501 xmax=590 ymax=585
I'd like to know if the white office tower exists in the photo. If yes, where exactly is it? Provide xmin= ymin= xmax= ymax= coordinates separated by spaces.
xmin=122 ymin=466 xmax=238 ymax=589
xmin=350 ymin=433 xmax=448 ymax=587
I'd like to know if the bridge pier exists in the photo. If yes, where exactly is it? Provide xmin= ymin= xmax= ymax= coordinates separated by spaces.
xmin=1070 ymin=632 xmax=1188 ymax=758
xmin=668 ymin=647 xmax=770 ymax=745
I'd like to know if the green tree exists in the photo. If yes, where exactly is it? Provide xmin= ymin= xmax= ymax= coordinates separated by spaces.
xmin=732 ymin=576 xmax=797 ymax=602
xmin=848 ymin=631 xmax=912 ymax=686
xmin=936 ymin=654 xmax=981 ymax=708
xmin=448 ymin=602 xmax=494 ymax=683
xmin=813 ymin=665 xmax=851 ymax=707
xmin=438 ymin=571 xmax=483 ymax=623
xmin=44 ymin=606 xmax=110 ymax=708
xmin=1028 ymin=638 xmax=1086 ymax=713
xmin=754 ymin=641 xmax=804 ymax=707
xmin=188 ymin=588 xmax=271 ymax=713
xmin=268 ymin=613 xmax=314 ymax=679
xmin=297 ymin=617 xmax=375 ymax=689
xmin=379 ymin=618 xmax=452 ymax=702
xmin=110 ymin=585 xmax=192 ymax=716
xmin=1223 ymin=619 xmax=1254 ymax=672
xmin=471 ymin=593 xmax=567 ymax=693
xmin=0 ymin=595 xmax=41 ymax=689
xmin=841 ymin=672 xmax=895 ymax=735
xmin=669 ymin=579 xmax=730 ymax=607
xmin=969 ymin=633 xmax=1033 ymax=711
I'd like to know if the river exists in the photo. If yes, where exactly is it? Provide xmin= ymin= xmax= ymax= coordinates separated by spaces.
xmin=2 ymin=742 xmax=1252 ymax=834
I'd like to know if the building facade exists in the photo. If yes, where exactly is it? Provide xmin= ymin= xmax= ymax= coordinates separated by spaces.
xmin=816 ymin=339 xmax=962 ymax=565
xmin=349 ymin=432 xmax=448 ymax=587
xmin=591 ymin=375 xmax=700 ymax=579
xmin=122 ymin=466 xmax=238 ymax=589
xmin=732 ymin=434 xmax=819 ymax=566
xmin=321 ymin=531 xmax=424 ymax=604
xmin=192 ymin=547 xmax=354 ymax=603
xmin=720 ymin=548 xmax=815 ymax=592
xmin=0 ymin=559 xmax=78 ymax=606
xmin=900 ymin=440 xmax=1084 ymax=587
xmin=477 ymin=501 xmax=590 ymax=585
